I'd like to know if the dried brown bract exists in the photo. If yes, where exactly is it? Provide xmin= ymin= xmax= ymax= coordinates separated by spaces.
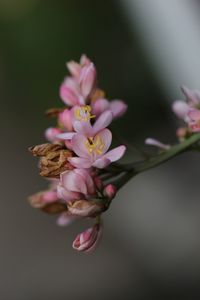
xmin=29 ymin=143 xmax=73 ymax=178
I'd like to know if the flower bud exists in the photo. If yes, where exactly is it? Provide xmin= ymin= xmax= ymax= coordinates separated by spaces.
xmin=45 ymin=127 xmax=62 ymax=143
xmin=58 ymin=109 xmax=73 ymax=131
xmin=67 ymin=200 xmax=103 ymax=217
xmin=28 ymin=191 xmax=67 ymax=214
xmin=79 ymin=63 xmax=96 ymax=98
xmin=103 ymin=184 xmax=117 ymax=200
xmin=72 ymin=223 xmax=102 ymax=253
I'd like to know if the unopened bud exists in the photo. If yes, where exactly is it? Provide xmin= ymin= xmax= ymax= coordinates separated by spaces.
xmin=103 ymin=184 xmax=117 ymax=200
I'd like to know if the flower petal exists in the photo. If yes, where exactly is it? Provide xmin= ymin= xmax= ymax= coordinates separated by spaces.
xmin=92 ymin=157 xmax=111 ymax=168
xmin=103 ymin=145 xmax=126 ymax=162
xmin=93 ymin=110 xmax=113 ymax=135
xmin=172 ymin=100 xmax=189 ymax=119
xmin=91 ymin=98 xmax=110 ymax=116
xmin=110 ymin=100 xmax=127 ymax=118
xmin=61 ymin=170 xmax=88 ymax=194
xmin=71 ymin=134 xmax=91 ymax=158
xmin=68 ymin=157 xmax=92 ymax=169
xmin=57 ymin=132 xmax=76 ymax=140
xmin=188 ymin=109 xmax=200 ymax=121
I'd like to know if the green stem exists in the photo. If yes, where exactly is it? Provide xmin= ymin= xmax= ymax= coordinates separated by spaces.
xmin=116 ymin=133 xmax=200 ymax=190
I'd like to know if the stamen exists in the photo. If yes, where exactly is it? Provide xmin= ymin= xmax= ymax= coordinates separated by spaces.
xmin=75 ymin=105 xmax=95 ymax=122
xmin=85 ymin=135 xmax=105 ymax=155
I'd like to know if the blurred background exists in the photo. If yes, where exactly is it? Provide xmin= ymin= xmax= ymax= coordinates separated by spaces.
xmin=1 ymin=0 xmax=200 ymax=299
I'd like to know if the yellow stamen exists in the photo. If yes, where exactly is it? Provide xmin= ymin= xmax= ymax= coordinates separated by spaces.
xmin=75 ymin=105 xmax=95 ymax=122
xmin=85 ymin=135 xmax=105 ymax=155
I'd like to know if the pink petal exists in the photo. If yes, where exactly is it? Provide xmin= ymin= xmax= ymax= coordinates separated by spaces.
xmin=57 ymin=212 xmax=76 ymax=226
xmin=103 ymin=145 xmax=126 ymax=162
xmin=91 ymin=98 xmax=110 ymax=116
xmin=92 ymin=157 xmax=111 ymax=168
xmin=95 ymin=128 xmax=112 ymax=156
xmin=110 ymin=100 xmax=127 ymax=118
xmin=61 ymin=171 xmax=88 ymax=194
xmin=57 ymin=184 xmax=81 ymax=202
xmin=66 ymin=61 xmax=81 ymax=78
xmin=145 ymin=138 xmax=170 ymax=150
xmin=73 ymin=120 xmax=93 ymax=136
xmin=93 ymin=110 xmax=113 ymax=135
xmin=188 ymin=109 xmax=200 ymax=121
xmin=58 ymin=109 xmax=73 ymax=131
xmin=79 ymin=63 xmax=96 ymax=98
xmin=57 ymin=132 xmax=76 ymax=140
xmin=172 ymin=100 xmax=189 ymax=119
xmin=74 ymin=169 xmax=95 ymax=194
xmin=181 ymin=86 xmax=200 ymax=106
xmin=68 ymin=157 xmax=92 ymax=169
xmin=45 ymin=127 xmax=62 ymax=142
xmin=71 ymin=134 xmax=91 ymax=158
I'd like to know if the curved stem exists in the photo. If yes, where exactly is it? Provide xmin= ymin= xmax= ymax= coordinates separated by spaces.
xmin=116 ymin=133 xmax=200 ymax=190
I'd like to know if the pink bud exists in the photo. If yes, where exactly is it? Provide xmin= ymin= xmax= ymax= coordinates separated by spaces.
xmin=172 ymin=100 xmax=189 ymax=120
xmin=59 ymin=84 xmax=79 ymax=106
xmin=103 ymin=184 xmax=117 ymax=200
xmin=58 ymin=109 xmax=73 ymax=131
xmin=66 ymin=60 xmax=81 ymax=78
xmin=72 ymin=223 xmax=102 ymax=253
xmin=79 ymin=63 xmax=96 ymax=98
xmin=45 ymin=127 xmax=62 ymax=142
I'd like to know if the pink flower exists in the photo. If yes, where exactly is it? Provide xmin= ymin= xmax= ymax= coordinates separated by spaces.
xmin=68 ymin=129 xmax=126 ymax=169
xmin=57 ymin=169 xmax=96 ymax=202
xmin=187 ymin=109 xmax=200 ymax=132
xmin=92 ymin=98 xmax=127 ymax=119
xmin=172 ymin=86 xmax=200 ymax=121
xmin=72 ymin=223 xmax=102 ymax=253
xmin=145 ymin=138 xmax=171 ymax=150
xmin=45 ymin=127 xmax=62 ymax=143
xmin=57 ymin=107 xmax=113 ymax=140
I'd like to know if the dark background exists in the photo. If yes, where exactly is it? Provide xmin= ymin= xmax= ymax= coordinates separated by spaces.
xmin=1 ymin=0 xmax=200 ymax=299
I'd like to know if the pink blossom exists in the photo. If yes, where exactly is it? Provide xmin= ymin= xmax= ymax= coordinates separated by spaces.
xmin=145 ymin=138 xmax=170 ymax=150
xmin=72 ymin=223 xmax=102 ymax=253
xmin=187 ymin=109 xmax=200 ymax=132
xmin=57 ymin=107 xmax=113 ymax=140
xmin=68 ymin=129 xmax=126 ymax=169
xmin=45 ymin=127 xmax=62 ymax=143
xmin=172 ymin=86 xmax=200 ymax=121
xmin=57 ymin=169 xmax=96 ymax=202
xmin=91 ymin=98 xmax=127 ymax=119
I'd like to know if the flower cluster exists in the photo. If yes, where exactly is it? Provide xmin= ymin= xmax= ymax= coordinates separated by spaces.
xmin=172 ymin=86 xmax=200 ymax=140
xmin=145 ymin=86 xmax=200 ymax=150
xmin=29 ymin=55 xmax=127 ymax=253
